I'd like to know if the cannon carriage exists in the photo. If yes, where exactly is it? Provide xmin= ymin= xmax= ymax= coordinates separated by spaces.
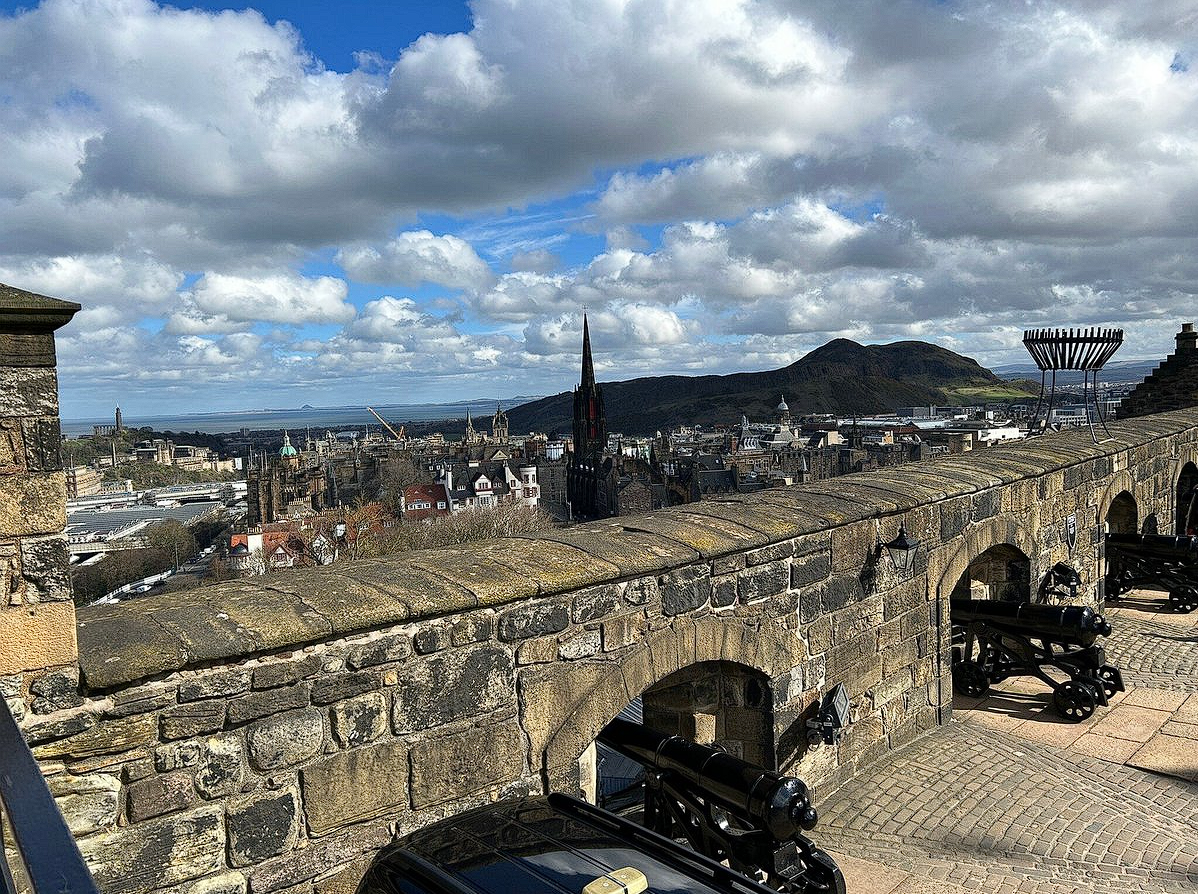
xmin=951 ymin=598 xmax=1124 ymax=721
xmin=595 ymin=718 xmax=845 ymax=894
xmin=1104 ymin=533 xmax=1198 ymax=613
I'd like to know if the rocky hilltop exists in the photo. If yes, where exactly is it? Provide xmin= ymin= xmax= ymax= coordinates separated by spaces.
xmin=506 ymin=338 xmax=1033 ymax=436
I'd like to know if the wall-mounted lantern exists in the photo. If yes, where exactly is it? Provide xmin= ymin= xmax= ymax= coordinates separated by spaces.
xmin=806 ymin=683 xmax=851 ymax=747
xmin=882 ymin=523 xmax=919 ymax=574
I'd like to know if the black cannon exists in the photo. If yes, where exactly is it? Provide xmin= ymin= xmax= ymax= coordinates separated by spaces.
xmin=951 ymin=598 xmax=1123 ymax=721
xmin=1105 ymin=533 xmax=1198 ymax=613
xmin=596 ymin=717 xmax=845 ymax=894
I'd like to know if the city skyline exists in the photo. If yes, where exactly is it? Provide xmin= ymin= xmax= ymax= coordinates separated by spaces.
xmin=1 ymin=1 xmax=1195 ymax=417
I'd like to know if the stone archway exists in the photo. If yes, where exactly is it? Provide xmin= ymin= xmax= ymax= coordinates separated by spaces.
xmin=933 ymin=515 xmax=1038 ymax=601
xmin=949 ymin=543 xmax=1032 ymax=602
xmin=1177 ymin=462 xmax=1198 ymax=535
xmin=1105 ymin=491 xmax=1138 ymax=535
xmin=527 ymin=615 xmax=802 ymax=792
xmin=594 ymin=660 xmax=774 ymax=808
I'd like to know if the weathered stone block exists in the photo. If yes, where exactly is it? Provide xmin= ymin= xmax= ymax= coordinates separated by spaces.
xmin=178 ymin=668 xmax=252 ymax=702
xmin=246 ymin=708 xmax=324 ymax=771
xmin=165 ymin=872 xmax=247 ymax=894
xmin=78 ymin=805 xmax=224 ymax=894
xmin=710 ymin=574 xmax=737 ymax=608
xmin=0 ymin=600 xmax=77 ymax=676
xmin=29 ymin=667 xmax=82 ymax=713
xmin=622 ymin=577 xmax=658 ymax=606
xmin=601 ymin=615 xmax=641 ymax=652
xmin=127 ymin=771 xmax=197 ymax=822
xmin=252 ymin=654 xmax=322 ymax=689
xmin=830 ymin=595 xmax=883 ymax=645
xmin=883 ymin=580 xmax=925 ymax=621
xmin=498 ymin=601 xmax=569 ymax=641
xmin=0 ymin=367 xmax=59 ymax=416
xmin=413 ymin=624 xmax=449 ymax=654
xmin=228 ymin=789 xmax=298 ymax=867
xmin=193 ymin=733 xmax=246 ymax=799
xmin=33 ymin=713 xmax=155 ymax=760
xmin=108 ymin=683 xmax=175 ymax=718
xmin=660 ymin=565 xmax=711 ymax=616
xmin=821 ymin=574 xmax=865 ymax=612
xmin=301 ymin=739 xmax=407 ymax=834
xmin=517 ymin=635 xmax=558 ymax=664
xmin=791 ymin=549 xmax=831 ymax=589
xmin=49 ymin=772 xmax=120 ymax=837
xmin=746 ymin=541 xmax=793 ymax=566
xmin=0 ymin=471 xmax=64 ymax=536
xmin=939 ymin=502 xmax=969 ymax=540
xmin=19 ymin=534 xmax=71 ymax=602
xmin=449 ymin=615 xmax=492 ymax=646
xmin=409 ymin=721 xmax=524 ymax=808
xmin=329 ymin=692 xmax=387 ymax=748
xmin=247 ymin=824 xmax=390 ymax=894
xmin=161 ymin=701 xmax=227 ymax=741
xmin=310 ymin=672 xmax=379 ymax=706
xmin=227 ymin=683 xmax=310 ymax=725
xmin=23 ymin=710 xmax=95 ymax=745
xmin=571 ymin=584 xmax=621 ymax=624
xmin=737 ymin=560 xmax=788 ymax=604
xmin=558 ymin=629 xmax=601 ymax=660
xmin=21 ymin=418 xmax=61 ymax=472
xmin=392 ymin=646 xmax=514 ymax=733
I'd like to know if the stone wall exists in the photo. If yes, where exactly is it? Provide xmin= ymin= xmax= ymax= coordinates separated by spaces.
xmin=1119 ymin=322 xmax=1198 ymax=418
xmin=8 ymin=408 xmax=1197 ymax=893
xmin=6 ymin=289 xmax=1198 ymax=893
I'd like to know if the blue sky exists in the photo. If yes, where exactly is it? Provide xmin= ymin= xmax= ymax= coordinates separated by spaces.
xmin=0 ymin=1 xmax=1195 ymax=417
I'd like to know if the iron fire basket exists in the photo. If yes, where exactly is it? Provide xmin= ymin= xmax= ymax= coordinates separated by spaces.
xmin=1022 ymin=327 xmax=1123 ymax=442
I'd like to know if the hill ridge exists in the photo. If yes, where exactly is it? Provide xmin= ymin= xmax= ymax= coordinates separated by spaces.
xmin=505 ymin=338 xmax=1033 ymax=436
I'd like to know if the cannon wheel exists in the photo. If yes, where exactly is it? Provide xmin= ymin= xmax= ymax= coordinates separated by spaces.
xmin=953 ymin=660 xmax=989 ymax=698
xmin=1168 ymin=586 xmax=1198 ymax=613
xmin=1053 ymin=681 xmax=1098 ymax=721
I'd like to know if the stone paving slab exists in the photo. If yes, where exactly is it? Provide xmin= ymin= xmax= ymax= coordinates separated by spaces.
xmin=1103 ymin=596 xmax=1198 ymax=692
xmin=816 ymin=721 xmax=1198 ymax=894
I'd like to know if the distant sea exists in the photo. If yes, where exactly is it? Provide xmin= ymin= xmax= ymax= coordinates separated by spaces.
xmin=61 ymin=398 xmax=544 ymax=437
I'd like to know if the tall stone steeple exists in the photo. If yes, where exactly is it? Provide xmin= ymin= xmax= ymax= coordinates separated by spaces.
xmin=572 ymin=313 xmax=605 ymax=461
xmin=465 ymin=407 xmax=478 ymax=445
xmin=568 ymin=313 xmax=617 ymax=520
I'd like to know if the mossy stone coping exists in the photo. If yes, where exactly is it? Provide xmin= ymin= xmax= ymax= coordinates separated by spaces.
xmin=76 ymin=408 xmax=1198 ymax=690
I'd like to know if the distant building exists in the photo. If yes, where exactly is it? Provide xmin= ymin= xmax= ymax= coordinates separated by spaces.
xmin=566 ymin=314 xmax=619 ymax=521
xmin=66 ymin=465 xmax=102 ymax=498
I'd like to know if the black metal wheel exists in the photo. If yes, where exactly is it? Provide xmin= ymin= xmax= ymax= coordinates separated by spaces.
xmin=1053 ymin=681 xmax=1098 ymax=722
xmin=1168 ymin=586 xmax=1198 ymax=613
xmin=953 ymin=660 xmax=990 ymax=698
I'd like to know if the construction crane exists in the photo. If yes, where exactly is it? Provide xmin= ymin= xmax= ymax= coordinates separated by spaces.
xmin=366 ymin=407 xmax=406 ymax=442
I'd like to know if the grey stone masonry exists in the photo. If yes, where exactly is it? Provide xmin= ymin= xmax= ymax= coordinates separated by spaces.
xmin=0 ymin=283 xmax=79 ymax=691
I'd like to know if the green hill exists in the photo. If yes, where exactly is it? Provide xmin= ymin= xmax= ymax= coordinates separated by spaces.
xmin=506 ymin=338 xmax=1034 ymax=436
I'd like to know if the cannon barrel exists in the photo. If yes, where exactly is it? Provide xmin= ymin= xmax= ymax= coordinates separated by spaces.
xmin=1106 ymin=533 xmax=1198 ymax=561
xmin=597 ymin=717 xmax=818 ymax=839
xmin=950 ymin=598 xmax=1111 ymax=641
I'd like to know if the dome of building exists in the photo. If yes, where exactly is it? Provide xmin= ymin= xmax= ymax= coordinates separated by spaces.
xmin=776 ymin=395 xmax=789 ymax=413
xmin=280 ymin=431 xmax=298 ymax=457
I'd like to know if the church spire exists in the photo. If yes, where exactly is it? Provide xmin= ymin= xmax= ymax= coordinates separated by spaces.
xmin=581 ymin=312 xmax=595 ymax=388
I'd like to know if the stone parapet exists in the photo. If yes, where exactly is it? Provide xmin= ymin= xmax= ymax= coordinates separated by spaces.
xmin=0 ymin=284 xmax=78 ymax=687
xmin=76 ymin=407 xmax=1198 ymax=692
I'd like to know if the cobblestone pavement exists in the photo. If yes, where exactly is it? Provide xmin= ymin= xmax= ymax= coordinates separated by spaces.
xmin=1103 ymin=594 xmax=1198 ymax=692
xmin=817 ymin=720 xmax=1198 ymax=894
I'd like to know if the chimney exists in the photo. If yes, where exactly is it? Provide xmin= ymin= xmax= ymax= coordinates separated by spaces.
xmin=1177 ymin=322 xmax=1197 ymax=355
